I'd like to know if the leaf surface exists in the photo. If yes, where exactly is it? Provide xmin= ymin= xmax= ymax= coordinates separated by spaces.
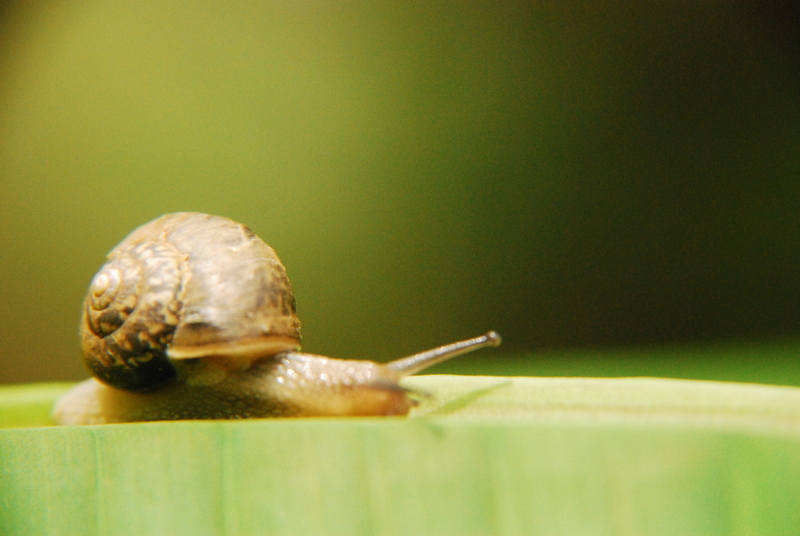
xmin=2 ymin=375 xmax=800 ymax=535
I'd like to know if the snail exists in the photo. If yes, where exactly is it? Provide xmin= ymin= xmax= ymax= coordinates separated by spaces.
xmin=53 ymin=212 xmax=501 ymax=425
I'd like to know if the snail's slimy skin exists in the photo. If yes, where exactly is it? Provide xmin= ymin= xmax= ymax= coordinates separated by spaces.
xmin=54 ymin=352 xmax=411 ymax=424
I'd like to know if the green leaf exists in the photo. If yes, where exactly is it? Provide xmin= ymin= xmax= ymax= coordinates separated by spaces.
xmin=0 ymin=382 xmax=73 ymax=429
xmin=2 ymin=375 xmax=800 ymax=535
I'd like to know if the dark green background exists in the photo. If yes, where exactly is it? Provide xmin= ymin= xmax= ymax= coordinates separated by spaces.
xmin=1 ymin=2 xmax=799 ymax=384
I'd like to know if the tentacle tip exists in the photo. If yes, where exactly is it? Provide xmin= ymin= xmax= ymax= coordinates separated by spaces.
xmin=485 ymin=331 xmax=502 ymax=347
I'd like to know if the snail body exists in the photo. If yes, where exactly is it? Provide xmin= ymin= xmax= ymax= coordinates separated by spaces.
xmin=54 ymin=212 xmax=500 ymax=425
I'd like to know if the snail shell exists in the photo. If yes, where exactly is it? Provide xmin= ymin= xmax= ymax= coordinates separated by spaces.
xmin=54 ymin=212 xmax=501 ymax=425
xmin=81 ymin=212 xmax=300 ymax=391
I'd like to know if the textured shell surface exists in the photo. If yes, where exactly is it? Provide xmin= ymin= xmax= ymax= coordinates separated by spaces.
xmin=81 ymin=212 xmax=301 ymax=391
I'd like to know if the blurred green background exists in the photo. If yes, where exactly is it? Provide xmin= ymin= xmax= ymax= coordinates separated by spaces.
xmin=1 ymin=2 xmax=799 ymax=385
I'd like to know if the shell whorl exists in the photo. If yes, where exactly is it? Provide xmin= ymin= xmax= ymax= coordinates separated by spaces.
xmin=81 ymin=213 xmax=301 ymax=392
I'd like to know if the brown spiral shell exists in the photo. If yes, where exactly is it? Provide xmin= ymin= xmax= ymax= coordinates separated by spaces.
xmin=81 ymin=212 xmax=301 ymax=392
